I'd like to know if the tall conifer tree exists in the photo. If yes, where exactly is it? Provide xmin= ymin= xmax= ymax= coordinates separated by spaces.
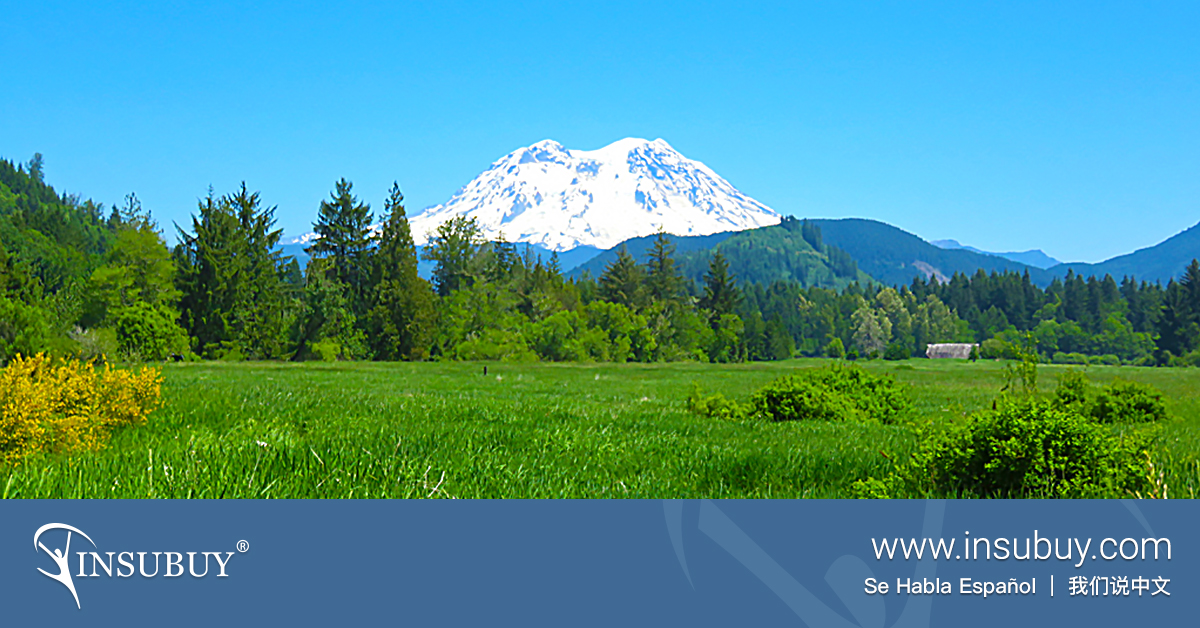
xmin=645 ymin=231 xmax=684 ymax=304
xmin=700 ymin=251 xmax=741 ymax=320
xmin=598 ymin=245 xmax=646 ymax=309
xmin=368 ymin=183 xmax=435 ymax=360
xmin=307 ymin=178 xmax=374 ymax=317
xmin=422 ymin=215 xmax=482 ymax=297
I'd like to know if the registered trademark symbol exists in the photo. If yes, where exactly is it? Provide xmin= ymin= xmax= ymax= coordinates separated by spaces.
xmin=236 ymin=540 xmax=249 ymax=553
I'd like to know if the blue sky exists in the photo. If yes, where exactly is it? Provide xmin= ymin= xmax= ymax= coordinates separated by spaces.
xmin=3 ymin=1 xmax=1197 ymax=262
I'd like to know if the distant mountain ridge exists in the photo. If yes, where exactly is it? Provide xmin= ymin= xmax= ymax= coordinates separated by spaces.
xmin=1048 ymin=220 xmax=1200 ymax=285
xmin=803 ymin=219 xmax=1054 ymax=286
xmin=930 ymin=239 xmax=1062 ymax=269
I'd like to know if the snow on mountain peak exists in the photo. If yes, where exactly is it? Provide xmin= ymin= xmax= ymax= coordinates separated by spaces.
xmin=406 ymin=137 xmax=781 ymax=251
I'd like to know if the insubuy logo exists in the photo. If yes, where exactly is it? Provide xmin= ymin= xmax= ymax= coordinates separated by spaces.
xmin=33 ymin=523 xmax=244 ymax=609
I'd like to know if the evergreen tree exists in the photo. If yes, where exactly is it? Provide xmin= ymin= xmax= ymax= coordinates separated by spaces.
xmin=293 ymin=259 xmax=364 ymax=361
xmin=367 ymin=183 xmax=436 ymax=360
xmin=175 ymin=184 xmax=292 ymax=359
xmin=422 ymin=215 xmax=482 ymax=297
xmin=699 ymin=251 xmax=741 ymax=321
xmin=484 ymin=232 xmax=518 ymax=283
xmin=1158 ymin=276 xmax=1199 ymax=359
xmin=1181 ymin=259 xmax=1200 ymax=316
xmin=598 ymin=245 xmax=646 ymax=309
xmin=644 ymin=230 xmax=684 ymax=304
xmin=306 ymin=179 xmax=374 ymax=317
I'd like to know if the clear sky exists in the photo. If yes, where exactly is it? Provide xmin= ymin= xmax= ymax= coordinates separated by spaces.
xmin=3 ymin=1 xmax=1197 ymax=262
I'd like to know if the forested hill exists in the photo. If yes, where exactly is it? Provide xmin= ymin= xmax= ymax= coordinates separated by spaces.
xmin=571 ymin=218 xmax=871 ymax=290
xmin=0 ymin=156 xmax=114 ymax=294
xmin=1049 ymin=220 xmax=1200 ymax=285
xmin=807 ymin=218 xmax=1055 ymax=288
xmin=574 ymin=217 xmax=1049 ymax=289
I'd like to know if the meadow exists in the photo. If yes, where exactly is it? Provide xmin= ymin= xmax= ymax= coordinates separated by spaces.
xmin=3 ymin=359 xmax=1198 ymax=499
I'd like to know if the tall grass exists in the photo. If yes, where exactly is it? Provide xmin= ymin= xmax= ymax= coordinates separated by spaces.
xmin=2 ymin=359 xmax=1197 ymax=498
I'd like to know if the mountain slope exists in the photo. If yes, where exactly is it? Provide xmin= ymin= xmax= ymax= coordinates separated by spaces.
xmin=1049 ymin=220 xmax=1200 ymax=284
xmin=806 ymin=219 xmax=1053 ymax=287
xmin=930 ymin=239 xmax=1062 ymax=269
xmin=571 ymin=218 xmax=1054 ymax=289
xmin=572 ymin=220 xmax=870 ymax=290
xmin=405 ymin=138 xmax=781 ymax=251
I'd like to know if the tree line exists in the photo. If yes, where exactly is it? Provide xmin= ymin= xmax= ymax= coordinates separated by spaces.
xmin=2 ymin=154 xmax=1199 ymax=366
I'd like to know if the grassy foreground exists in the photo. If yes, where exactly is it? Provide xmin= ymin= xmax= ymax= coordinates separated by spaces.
xmin=3 ymin=359 xmax=1198 ymax=498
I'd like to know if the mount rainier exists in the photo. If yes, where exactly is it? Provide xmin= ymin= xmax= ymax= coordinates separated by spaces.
xmin=287 ymin=138 xmax=781 ymax=253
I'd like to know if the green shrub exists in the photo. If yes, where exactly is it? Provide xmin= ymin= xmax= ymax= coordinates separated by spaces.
xmin=883 ymin=341 xmax=911 ymax=361
xmin=825 ymin=337 xmax=845 ymax=359
xmin=68 ymin=326 xmax=119 ymax=363
xmin=311 ymin=339 xmax=342 ymax=362
xmin=749 ymin=364 xmax=910 ymax=424
xmin=1096 ymin=354 xmax=1121 ymax=366
xmin=1133 ymin=356 xmax=1157 ymax=367
xmin=1054 ymin=369 xmax=1090 ymax=408
xmin=979 ymin=338 xmax=1011 ymax=359
xmin=1179 ymin=349 xmax=1200 ymax=367
xmin=861 ymin=399 xmax=1154 ymax=498
xmin=686 ymin=384 xmax=746 ymax=420
xmin=1090 ymin=380 xmax=1167 ymax=424
xmin=0 ymin=296 xmax=52 ymax=364
xmin=1052 ymin=351 xmax=1089 ymax=365
xmin=111 ymin=302 xmax=190 ymax=361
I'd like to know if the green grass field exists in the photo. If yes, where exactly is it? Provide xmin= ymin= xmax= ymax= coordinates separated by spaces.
xmin=3 ymin=359 xmax=1199 ymax=498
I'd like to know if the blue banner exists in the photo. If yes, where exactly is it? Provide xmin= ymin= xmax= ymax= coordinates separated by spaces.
xmin=2 ymin=500 xmax=1193 ymax=626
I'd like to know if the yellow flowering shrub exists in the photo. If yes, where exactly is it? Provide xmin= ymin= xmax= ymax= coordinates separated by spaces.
xmin=0 ymin=353 xmax=161 ymax=463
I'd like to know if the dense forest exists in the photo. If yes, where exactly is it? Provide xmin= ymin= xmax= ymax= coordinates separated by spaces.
xmin=2 ymin=154 xmax=1199 ymax=366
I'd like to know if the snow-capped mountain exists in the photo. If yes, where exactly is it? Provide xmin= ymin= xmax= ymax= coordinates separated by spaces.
xmin=285 ymin=137 xmax=781 ymax=252
xmin=407 ymin=138 xmax=780 ymax=251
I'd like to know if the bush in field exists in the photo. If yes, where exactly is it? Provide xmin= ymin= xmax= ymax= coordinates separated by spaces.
xmin=0 ymin=353 xmax=162 ymax=463
xmin=0 ymin=296 xmax=52 ymax=364
xmin=111 ymin=302 xmax=190 ymax=361
xmin=979 ymin=338 xmax=1011 ymax=360
xmin=1052 ymin=351 xmax=1089 ymax=365
xmin=825 ymin=337 xmax=845 ymax=359
xmin=1054 ymin=369 xmax=1090 ymax=409
xmin=686 ymin=384 xmax=746 ymax=421
xmin=68 ymin=327 xmax=120 ymax=363
xmin=749 ymin=363 xmax=910 ymax=424
xmin=857 ymin=398 xmax=1153 ymax=498
xmin=883 ymin=340 xmax=911 ymax=361
xmin=1090 ymin=380 xmax=1166 ymax=424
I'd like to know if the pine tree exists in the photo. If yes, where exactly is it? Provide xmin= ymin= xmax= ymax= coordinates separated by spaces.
xmin=598 ymin=245 xmax=646 ymax=309
xmin=1182 ymin=259 xmax=1200 ymax=314
xmin=367 ymin=183 xmax=435 ymax=360
xmin=1157 ymin=261 xmax=1200 ymax=358
xmin=174 ymin=184 xmax=291 ymax=358
xmin=422 ymin=215 xmax=482 ymax=297
xmin=307 ymin=179 xmax=374 ymax=317
xmin=644 ymin=231 xmax=684 ymax=304
xmin=699 ymin=251 xmax=741 ymax=321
